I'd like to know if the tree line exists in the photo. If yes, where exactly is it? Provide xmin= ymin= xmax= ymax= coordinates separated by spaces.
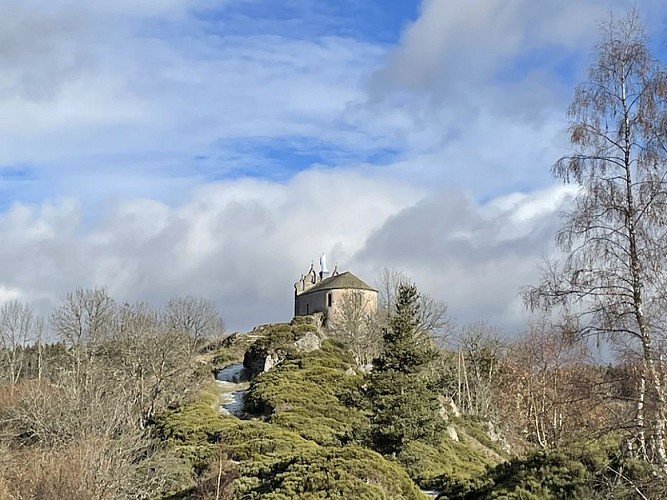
xmin=0 ymin=289 xmax=225 ymax=499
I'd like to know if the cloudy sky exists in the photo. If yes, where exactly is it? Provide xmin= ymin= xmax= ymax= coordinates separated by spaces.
xmin=1 ymin=0 xmax=665 ymax=333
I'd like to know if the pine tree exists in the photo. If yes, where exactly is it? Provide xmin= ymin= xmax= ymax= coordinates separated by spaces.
xmin=367 ymin=283 xmax=443 ymax=455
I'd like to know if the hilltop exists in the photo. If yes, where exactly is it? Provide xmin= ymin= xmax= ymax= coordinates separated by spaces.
xmin=156 ymin=314 xmax=507 ymax=499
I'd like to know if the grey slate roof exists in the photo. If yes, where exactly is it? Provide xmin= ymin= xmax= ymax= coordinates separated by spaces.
xmin=299 ymin=271 xmax=377 ymax=295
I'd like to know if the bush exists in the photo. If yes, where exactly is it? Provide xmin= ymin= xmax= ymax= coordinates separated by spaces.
xmin=151 ymin=392 xmax=228 ymax=472
xmin=226 ymin=441 xmax=426 ymax=500
xmin=398 ymin=433 xmax=498 ymax=490
xmin=437 ymin=437 xmax=660 ymax=500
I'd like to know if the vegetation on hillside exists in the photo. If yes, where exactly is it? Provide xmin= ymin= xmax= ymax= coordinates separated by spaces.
xmin=3 ymin=8 xmax=667 ymax=500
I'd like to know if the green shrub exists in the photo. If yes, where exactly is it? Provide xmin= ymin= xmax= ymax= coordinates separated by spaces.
xmin=217 ymin=419 xmax=424 ymax=498
xmin=438 ymin=449 xmax=594 ymax=500
xmin=232 ymin=444 xmax=427 ymax=499
xmin=150 ymin=392 xmax=227 ymax=472
xmin=436 ymin=437 xmax=661 ymax=500
xmin=453 ymin=416 xmax=507 ymax=458
xmin=252 ymin=324 xmax=298 ymax=352
xmin=290 ymin=315 xmax=315 ymax=326
xmin=398 ymin=433 xmax=498 ymax=490
xmin=293 ymin=323 xmax=318 ymax=334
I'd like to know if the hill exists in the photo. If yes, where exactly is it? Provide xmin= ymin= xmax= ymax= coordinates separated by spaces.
xmin=154 ymin=316 xmax=507 ymax=499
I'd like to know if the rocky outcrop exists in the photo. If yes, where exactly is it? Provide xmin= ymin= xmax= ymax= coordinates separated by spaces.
xmin=294 ymin=331 xmax=321 ymax=352
xmin=243 ymin=328 xmax=322 ymax=380
xmin=243 ymin=350 xmax=282 ymax=378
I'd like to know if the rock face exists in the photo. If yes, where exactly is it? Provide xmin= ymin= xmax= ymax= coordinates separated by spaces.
xmin=243 ymin=329 xmax=322 ymax=379
xmin=294 ymin=332 xmax=321 ymax=352
xmin=446 ymin=425 xmax=460 ymax=442
xmin=243 ymin=350 xmax=282 ymax=377
xmin=485 ymin=421 xmax=511 ymax=454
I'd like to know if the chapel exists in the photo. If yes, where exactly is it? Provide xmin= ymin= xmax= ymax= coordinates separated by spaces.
xmin=293 ymin=254 xmax=378 ymax=324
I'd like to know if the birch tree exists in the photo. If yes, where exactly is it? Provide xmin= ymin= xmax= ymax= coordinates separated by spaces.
xmin=524 ymin=10 xmax=667 ymax=471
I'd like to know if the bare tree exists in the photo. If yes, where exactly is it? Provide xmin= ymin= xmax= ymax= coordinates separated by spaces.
xmin=51 ymin=288 xmax=117 ymax=390
xmin=376 ymin=267 xmax=452 ymax=342
xmin=164 ymin=296 xmax=225 ymax=351
xmin=0 ymin=301 xmax=42 ymax=385
xmin=0 ymin=291 xmax=207 ymax=499
xmin=454 ymin=322 xmax=504 ymax=418
xmin=524 ymin=10 xmax=667 ymax=471
xmin=107 ymin=302 xmax=200 ymax=425
xmin=328 ymin=290 xmax=382 ymax=367
xmin=496 ymin=317 xmax=609 ymax=448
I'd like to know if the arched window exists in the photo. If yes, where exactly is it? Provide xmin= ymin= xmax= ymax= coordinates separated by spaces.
xmin=327 ymin=293 xmax=333 ymax=307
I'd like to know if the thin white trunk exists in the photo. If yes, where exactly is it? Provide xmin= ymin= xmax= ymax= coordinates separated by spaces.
xmin=637 ymin=374 xmax=646 ymax=460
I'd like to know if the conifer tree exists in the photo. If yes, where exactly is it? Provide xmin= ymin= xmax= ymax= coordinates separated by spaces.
xmin=367 ymin=283 xmax=443 ymax=455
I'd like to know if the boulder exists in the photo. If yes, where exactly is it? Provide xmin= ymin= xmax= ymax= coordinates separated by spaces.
xmin=243 ymin=328 xmax=322 ymax=379
xmin=294 ymin=332 xmax=321 ymax=352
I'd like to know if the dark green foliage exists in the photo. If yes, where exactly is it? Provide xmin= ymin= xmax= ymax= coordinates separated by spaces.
xmin=0 ymin=342 xmax=70 ymax=381
xmin=151 ymin=391 xmax=227 ymax=472
xmin=244 ymin=341 xmax=368 ymax=446
xmin=366 ymin=370 xmax=443 ymax=454
xmin=399 ymin=433 xmax=499 ymax=490
xmin=211 ymin=418 xmax=425 ymax=499
xmin=439 ymin=450 xmax=594 ymax=500
xmin=151 ymin=315 xmax=512 ymax=498
xmin=367 ymin=283 xmax=444 ymax=455
xmin=375 ymin=284 xmax=438 ymax=374
xmin=249 ymin=446 xmax=426 ymax=499
xmin=438 ymin=437 xmax=659 ymax=500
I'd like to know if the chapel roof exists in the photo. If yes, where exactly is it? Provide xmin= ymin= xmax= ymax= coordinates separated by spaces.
xmin=299 ymin=271 xmax=377 ymax=295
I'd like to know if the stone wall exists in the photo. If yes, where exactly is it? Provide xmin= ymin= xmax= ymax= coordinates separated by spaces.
xmin=295 ymin=288 xmax=377 ymax=326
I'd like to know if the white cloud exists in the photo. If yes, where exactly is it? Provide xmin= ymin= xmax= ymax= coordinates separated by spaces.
xmin=352 ymin=185 xmax=576 ymax=331
xmin=0 ymin=175 xmax=574 ymax=334
xmin=0 ymin=170 xmax=421 ymax=332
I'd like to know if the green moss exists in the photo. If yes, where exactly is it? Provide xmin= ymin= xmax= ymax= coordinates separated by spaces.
xmin=238 ymin=445 xmax=426 ymax=499
xmin=214 ymin=418 xmax=424 ymax=498
xmin=219 ymin=418 xmax=318 ymax=460
xmin=290 ymin=315 xmax=317 ymax=326
xmin=293 ymin=323 xmax=318 ymax=334
xmin=243 ymin=341 xmax=367 ymax=446
xmin=253 ymin=324 xmax=298 ymax=352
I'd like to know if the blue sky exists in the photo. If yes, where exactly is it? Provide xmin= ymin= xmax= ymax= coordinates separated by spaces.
xmin=0 ymin=0 xmax=665 ymax=331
